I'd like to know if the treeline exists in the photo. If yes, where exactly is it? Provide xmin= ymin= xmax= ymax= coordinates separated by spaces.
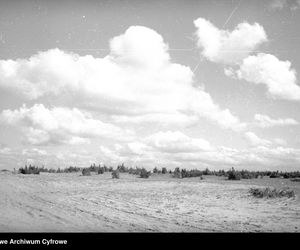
xmin=170 ymin=167 xmax=300 ymax=180
xmin=18 ymin=165 xmax=82 ymax=175
xmin=86 ymin=163 xmax=152 ymax=179
xmin=17 ymin=164 xmax=300 ymax=180
xmin=17 ymin=163 xmax=152 ymax=179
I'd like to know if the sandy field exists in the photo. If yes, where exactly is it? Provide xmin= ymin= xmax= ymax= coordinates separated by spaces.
xmin=0 ymin=171 xmax=299 ymax=232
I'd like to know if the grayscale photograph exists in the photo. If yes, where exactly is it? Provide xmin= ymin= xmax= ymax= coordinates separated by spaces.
xmin=0 ymin=0 xmax=300 ymax=234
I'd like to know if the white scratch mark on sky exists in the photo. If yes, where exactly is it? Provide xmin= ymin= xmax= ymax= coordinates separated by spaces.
xmin=222 ymin=0 xmax=243 ymax=28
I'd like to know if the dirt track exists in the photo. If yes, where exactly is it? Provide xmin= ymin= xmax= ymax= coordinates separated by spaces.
xmin=0 ymin=172 xmax=299 ymax=232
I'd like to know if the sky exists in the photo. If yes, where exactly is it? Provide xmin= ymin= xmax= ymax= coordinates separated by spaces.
xmin=0 ymin=0 xmax=300 ymax=171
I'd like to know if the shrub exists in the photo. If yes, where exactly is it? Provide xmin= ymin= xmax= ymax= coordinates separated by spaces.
xmin=173 ymin=167 xmax=182 ymax=178
xmin=64 ymin=166 xmax=81 ymax=173
xmin=19 ymin=168 xmax=26 ymax=174
xmin=162 ymin=167 xmax=167 ymax=174
xmin=82 ymin=168 xmax=91 ymax=176
xmin=103 ymin=165 xmax=108 ymax=172
xmin=291 ymin=178 xmax=300 ymax=182
xmin=203 ymin=168 xmax=211 ymax=175
xmin=117 ymin=163 xmax=128 ymax=173
xmin=89 ymin=163 xmax=97 ymax=172
xmin=240 ymin=170 xmax=257 ymax=179
xmin=112 ymin=170 xmax=120 ymax=179
xmin=249 ymin=187 xmax=295 ymax=198
xmin=228 ymin=168 xmax=241 ymax=180
xmin=18 ymin=165 xmax=40 ymax=175
xmin=270 ymin=172 xmax=280 ymax=178
xmin=98 ymin=167 xmax=104 ymax=174
xmin=140 ymin=168 xmax=151 ymax=178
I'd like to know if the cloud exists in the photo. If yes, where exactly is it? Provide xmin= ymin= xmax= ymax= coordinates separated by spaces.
xmin=22 ymin=148 xmax=48 ymax=156
xmin=0 ymin=147 xmax=11 ymax=155
xmin=270 ymin=0 xmax=288 ymax=10
xmin=273 ymin=138 xmax=287 ymax=146
xmin=231 ymin=53 xmax=300 ymax=101
xmin=269 ymin=0 xmax=300 ymax=11
xmin=244 ymin=131 xmax=272 ymax=147
xmin=111 ymin=113 xmax=199 ymax=127
xmin=254 ymin=114 xmax=299 ymax=128
xmin=110 ymin=26 xmax=170 ymax=69
xmin=95 ymin=137 xmax=300 ymax=170
xmin=193 ymin=18 xmax=267 ymax=64
xmin=145 ymin=131 xmax=213 ymax=153
xmin=0 ymin=104 xmax=131 ymax=145
xmin=194 ymin=18 xmax=299 ymax=102
xmin=0 ymin=26 xmax=244 ymax=131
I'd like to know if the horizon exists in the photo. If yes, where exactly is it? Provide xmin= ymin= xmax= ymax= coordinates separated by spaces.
xmin=1 ymin=0 xmax=300 ymax=171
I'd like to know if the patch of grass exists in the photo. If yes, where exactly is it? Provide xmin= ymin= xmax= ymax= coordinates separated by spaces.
xmin=249 ymin=187 xmax=295 ymax=198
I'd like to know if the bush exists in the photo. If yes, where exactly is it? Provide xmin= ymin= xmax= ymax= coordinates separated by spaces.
xmin=228 ymin=168 xmax=241 ymax=180
xmin=112 ymin=170 xmax=120 ymax=179
xmin=117 ymin=163 xmax=128 ymax=173
xmin=89 ymin=163 xmax=97 ymax=172
xmin=270 ymin=172 xmax=280 ymax=178
xmin=140 ymin=168 xmax=151 ymax=178
xmin=203 ymin=168 xmax=211 ymax=175
xmin=240 ymin=170 xmax=257 ymax=179
xmin=18 ymin=165 xmax=40 ymax=175
xmin=82 ymin=168 xmax=91 ymax=176
xmin=249 ymin=187 xmax=295 ymax=198
xmin=173 ymin=167 xmax=182 ymax=178
xmin=64 ymin=166 xmax=81 ymax=173
xmin=291 ymin=178 xmax=300 ymax=182
xmin=162 ymin=167 xmax=167 ymax=174
xmin=98 ymin=167 xmax=104 ymax=174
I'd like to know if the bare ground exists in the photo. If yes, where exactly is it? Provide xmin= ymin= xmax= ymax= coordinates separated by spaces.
xmin=0 ymin=172 xmax=299 ymax=232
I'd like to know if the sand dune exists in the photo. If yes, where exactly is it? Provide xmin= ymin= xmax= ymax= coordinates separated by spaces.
xmin=0 ymin=172 xmax=299 ymax=232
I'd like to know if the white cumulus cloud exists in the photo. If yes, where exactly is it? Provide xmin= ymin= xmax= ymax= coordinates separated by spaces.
xmin=0 ymin=104 xmax=131 ymax=145
xmin=194 ymin=18 xmax=299 ymax=102
xmin=244 ymin=131 xmax=272 ymax=147
xmin=0 ymin=26 xmax=244 ymax=131
xmin=254 ymin=114 xmax=299 ymax=128
xmin=194 ymin=18 xmax=267 ymax=64
xmin=145 ymin=131 xmax=213 ymax=153
xmin=234 ymin=53 xmax=300 ymax=101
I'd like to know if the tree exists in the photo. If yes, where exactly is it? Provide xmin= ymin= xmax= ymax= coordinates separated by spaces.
xmin=162 ymin=167 xmax=167 ymax=174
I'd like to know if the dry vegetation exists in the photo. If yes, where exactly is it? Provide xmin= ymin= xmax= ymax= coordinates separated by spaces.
xmin=249 ymin=187 xmax=295 ymax=198
xmin=17 ymin=164 xmax=300 ymax=183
